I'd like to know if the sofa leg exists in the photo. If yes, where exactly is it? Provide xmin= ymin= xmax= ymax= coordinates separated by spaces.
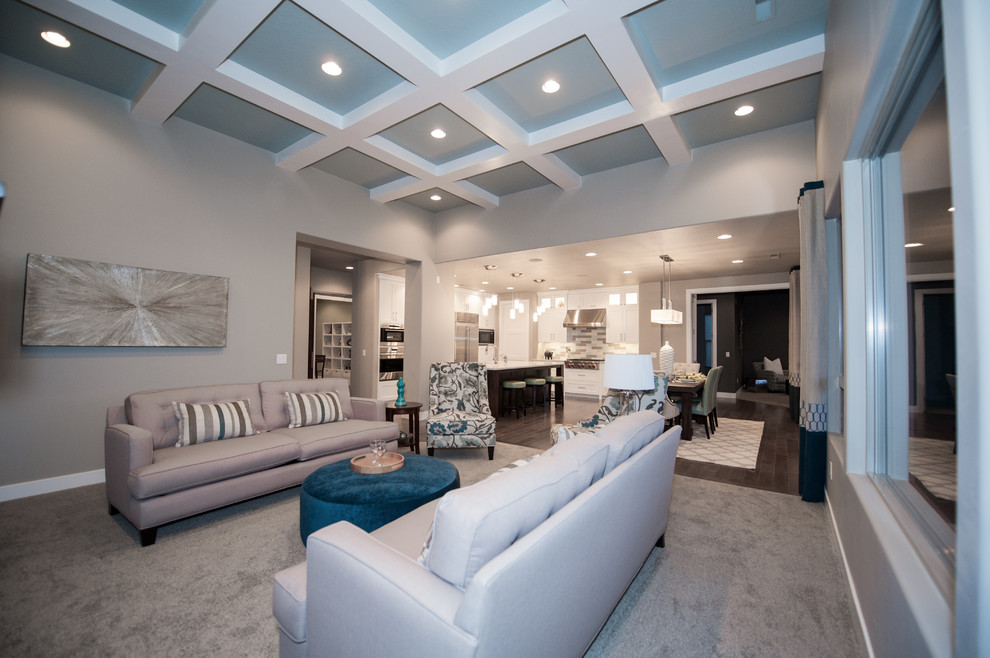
xmin=428 ymin=447 xmax=435 ymax=457
xmin=656 ymin=533 xmax=665 ymax=548
xmin=139 ymin=527 xmax=158 ymax=547
xmin=488 ymin=446 xmax=494 ymax=460
xmin=108 ymin=503 xmax=119 ymax=516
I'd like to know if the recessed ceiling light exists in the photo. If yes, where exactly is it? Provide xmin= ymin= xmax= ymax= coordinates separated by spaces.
xmin=948 ymin=206 xmax=956 ymax=212
xmin=481 ymin=280 xmax=489 ymax=285
xmin=542 ymin=79 xmax=560 ymax=94
xmin=454 ymin=283 xmax=460 ymax=287
xmin=479 ymin=288 xmax=485 ymax=292
xmin=41 ymin=31 xmax=70 ymax=48
xmin=717 ymin=234 xmax=732 ymax=240
xmin=321 ymin=61 xmax=342 ymax=76
xmin=585 ymin=252 xmax=596 ymax=257
xmin=431 ymin=128 xmax=446 ymax=139
xmin=732 ymin=259 xmax=744 ymax=264
xmin=529 ymin=258 xmax=543 ymax=263
xmin=506 ymin=286 xmax=514 ymax=290
xmin=549 ymin=286 xmax=556 ymax=290
xmin=905 ymin=242 xmax=924 ymax=248
xmin=430 ymin=194 xmax=442 ymax=201
xmin=345 ymin=265 xmax=354 ymax=270
xmin=623 ymin=270 xmax=632 ymax=274
xmin=595 ymin=282 xmax=604 ymax=286
xmin=734 ymin=105 xmax=754 ymax=117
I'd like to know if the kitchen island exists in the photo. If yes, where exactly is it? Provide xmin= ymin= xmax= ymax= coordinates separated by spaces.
xmin=484 ymin=360 xmax=565 ymax=417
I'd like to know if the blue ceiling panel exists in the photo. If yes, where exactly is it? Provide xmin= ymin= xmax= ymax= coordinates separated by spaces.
xmin=474 ymin=37 xmax=627 ymax=134
xmin=675 ymin=74 xmax=820 ymax=148
xmin=170 ymin=84 xmax=314 ymax=154
xmin=111 ymin=0 xmax=206 ymax=33
xmin=310 ymin=148 xmax=409 ymax=189
xmin=377 ymin=105 xmax=498 ymax=166
xmin=553 ymin=125 xmax=663 ymax=176
xmin=397 ymin=188 xmax=473 ymax=213
xmin=229 ymin=1 xmax=406 ymax=116
xmin=0 ymin=0 xmax=159 ymax=100
xmin=624 ymin=0 xmax=827 ymax=88
xmin=366 ymin=0 xmax=551 ymax=59
xmin=465 ymin=162 xmax=551 ymax=197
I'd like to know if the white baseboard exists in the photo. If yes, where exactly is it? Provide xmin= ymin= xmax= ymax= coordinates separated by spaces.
xmin=825 ymin=490 xmax=875 ymax=658
xmin=0 ymin=469 xmax=105 ymax=503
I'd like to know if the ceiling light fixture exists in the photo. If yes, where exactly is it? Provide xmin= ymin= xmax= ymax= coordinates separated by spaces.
xmin=321 ymin=61 xmax=342 ymax=76
xmin=948 ymin=206 xmax=956 ymax=212
xmin=651 ymin=255 xmax=683 ymax=325
xmin=431 ymin=128 xmax=446 ymax=139
xmin=623 ymin=270 xmax=632 ymax=274
xmin=585 ymin=252 xmax=596 ymax=257
xmin=345 ymin=265 xmax=354 ymax=270
xmin=717 ymin=234 xmax=732 ymax=240
xmin=549 ymin=286 xmax=557 ymax=290
xmin=734 ymin=105 xmax=754 ymax=117
xmin=905 ymin=242 xmax=924 ymax=248
xmin=732 ymin=259 xmax=744 ymax=264
xmin=507 ymin=286 xmax=514 ymax=290
xmin=542 ymin=79 xmax=560 ymax=94
xmin=430 ymin=194 xmax=442 ymax=201
xmin=41 ymin=31 xmax=70 ymax=48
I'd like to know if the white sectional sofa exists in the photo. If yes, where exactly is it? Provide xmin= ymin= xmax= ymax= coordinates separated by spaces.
xmin=104 ymin=378 xmax=399 ymax=546
xmin=273 ymin=411 xmax=681 ymax=658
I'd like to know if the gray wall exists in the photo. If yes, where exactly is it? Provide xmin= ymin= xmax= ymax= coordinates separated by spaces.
xmin=0 ymin=55 xmax=438 ymax=489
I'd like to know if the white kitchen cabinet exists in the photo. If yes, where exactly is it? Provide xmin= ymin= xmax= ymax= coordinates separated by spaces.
xmin=606 ymin=304 xmax=639 ymax=344
xmin=455 ymin=288 xmax=483 ymax=315
xmin=377 ymin=379 xmax=398 ymax=401
xmin=378 ymin=274 xmax=405 ymax=325
xmin=567 ymin=290 xmax=610 ymax=309
xmin=564 ymin=368 xmax=606 ymax=398
xmin=538 ymin=307 xmax=567 ymax=342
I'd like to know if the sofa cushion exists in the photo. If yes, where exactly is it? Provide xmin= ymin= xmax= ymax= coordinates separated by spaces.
xmin=269 ymin=419 xmax=398 ymax=461
xmin=260 ymin=379 xmax=354 ymax=430
xmin=595 ymin=410 xmax=665 ymax=474
xmin=285 ymin=391 xmax=346 ymax=428
xmin=171 ymin=399 xmax=257 ymax=447
xmin=425 ymin=453 xmax=592 ymax=590
xmin=128 ymin=434 xmax=300 ymax=499
xmin=548 ymin=433 xmax=608 ymax=484
xmin=127 ymin=383 xmax=265 ymax=450
xmin=764 ymin=356 xmax=784 ymax=374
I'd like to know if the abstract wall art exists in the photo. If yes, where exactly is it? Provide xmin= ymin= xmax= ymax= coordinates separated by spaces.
xmin=21 ymin=254 xmax=229 ymax=347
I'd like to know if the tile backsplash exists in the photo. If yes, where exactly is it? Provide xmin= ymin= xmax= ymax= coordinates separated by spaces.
xmin=540 ymin=327 xmax=639 ymax=359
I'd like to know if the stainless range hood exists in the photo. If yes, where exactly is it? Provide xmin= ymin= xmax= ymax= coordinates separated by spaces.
xmin=562 ymin=308 xmax=606 ymax=328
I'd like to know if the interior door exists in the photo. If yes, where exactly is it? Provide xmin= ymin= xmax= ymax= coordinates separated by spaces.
xmin=922 ymin=292 xmax=956 ymax=410
xmin=694 ymin=300 xmax=714 ymax=373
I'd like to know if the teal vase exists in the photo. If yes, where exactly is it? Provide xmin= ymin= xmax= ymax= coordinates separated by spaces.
xmin=396 ymin=377 xmax=406 ymax=406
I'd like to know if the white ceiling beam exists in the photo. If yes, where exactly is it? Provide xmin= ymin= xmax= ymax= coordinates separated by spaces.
xmin=644 ymin=115 xmax=692 ymax=166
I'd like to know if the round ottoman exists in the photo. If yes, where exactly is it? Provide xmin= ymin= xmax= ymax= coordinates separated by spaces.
xmin=299 ymin=453 xmax=459 ymax=544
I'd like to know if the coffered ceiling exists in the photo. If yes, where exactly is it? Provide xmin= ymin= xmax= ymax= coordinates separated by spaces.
xmin=0 ymin=0 xmax=826 ymax=213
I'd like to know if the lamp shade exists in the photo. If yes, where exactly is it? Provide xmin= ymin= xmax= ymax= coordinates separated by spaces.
xmin=603 ymin=354 xmax=655 ymax=391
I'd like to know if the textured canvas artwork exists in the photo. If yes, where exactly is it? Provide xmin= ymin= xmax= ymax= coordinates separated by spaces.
xmin=22 ymin=254 xmax=228 ymax=347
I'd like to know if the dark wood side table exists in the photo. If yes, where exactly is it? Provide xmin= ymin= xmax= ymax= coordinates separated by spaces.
xmin=385 ymin=401 xmax=423 ymax=454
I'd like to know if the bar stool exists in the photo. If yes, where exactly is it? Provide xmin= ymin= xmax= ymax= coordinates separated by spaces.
xmin=525 ymin=377 xmax=547 ymax=410
xmin=545 ymin=375 xmax=564 ymax=407
xmin=501 ymin=380 xmax=526 ymax=419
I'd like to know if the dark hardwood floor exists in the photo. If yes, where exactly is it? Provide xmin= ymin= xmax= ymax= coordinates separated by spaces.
xmin=491 ymin=394 xmax=801 ymax=496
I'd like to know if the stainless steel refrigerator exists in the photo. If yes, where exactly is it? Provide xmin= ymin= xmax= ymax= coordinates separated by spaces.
xmin=454 ymin=312 xmax=479 ymax=362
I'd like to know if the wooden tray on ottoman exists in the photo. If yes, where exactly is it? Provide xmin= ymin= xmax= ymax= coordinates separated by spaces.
xmin=350 ymin=452 xmax=404 ymax=474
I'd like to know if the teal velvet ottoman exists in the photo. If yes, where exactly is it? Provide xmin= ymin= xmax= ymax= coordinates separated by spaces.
xmin=299 ymin=454 xmax=459 ymax=544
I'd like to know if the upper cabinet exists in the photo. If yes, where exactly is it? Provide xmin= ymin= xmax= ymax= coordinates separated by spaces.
xmin=378 ymin=274 xmax=405 ymax=326
xmin=606 ymin=304 xmax=639 ymax=344
xmin=567 ymin=290 xmax=610 ymax=309
xmin=538 ymin=307 xmax=567 ymax=342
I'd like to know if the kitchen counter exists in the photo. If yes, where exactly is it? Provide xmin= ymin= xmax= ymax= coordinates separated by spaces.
xmin=485 ymin=360 xmax=565 ymax=371
xmin=484 ymin=361 xmax=564 ymax=417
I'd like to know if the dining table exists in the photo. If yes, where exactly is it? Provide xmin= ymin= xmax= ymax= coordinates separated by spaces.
xmin=666 ymin=378 xmax=705 ymax=441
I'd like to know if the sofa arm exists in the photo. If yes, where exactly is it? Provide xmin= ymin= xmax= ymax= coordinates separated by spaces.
xmin=104 ymin=423 xmax=154 ymax=511
xmin=301 ymin=522 xmax=476 ymax=658
xmin=350 ymin=396 xmax=386 ymax=421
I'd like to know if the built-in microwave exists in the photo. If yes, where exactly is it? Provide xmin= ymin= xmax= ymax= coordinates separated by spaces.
xmin=380 ymin=325 xmax=404 ymax=343
xmin=479 ymin=329 xmax=495 ymax=345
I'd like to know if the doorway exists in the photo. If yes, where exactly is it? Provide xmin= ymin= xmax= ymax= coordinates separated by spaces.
xmin=311 ymin=293 xmax=352 ymax=378
xmin=694 ymin=300 xmax=715 ymax=373
xmin=913 ymin=288 xmax=955 ymax=412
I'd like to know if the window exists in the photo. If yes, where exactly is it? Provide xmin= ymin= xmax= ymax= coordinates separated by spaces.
xmin=861 ymin=10 xmax=955 ymax=589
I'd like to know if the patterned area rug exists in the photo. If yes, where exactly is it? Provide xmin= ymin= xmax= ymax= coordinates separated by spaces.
xmin=909 ymin=437 xmax=957 ymax=500
xmin=676 ymin=418 xmax=764 ymax=470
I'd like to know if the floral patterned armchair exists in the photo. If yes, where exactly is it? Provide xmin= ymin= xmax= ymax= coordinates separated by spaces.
xmin=550 ymin=374 xmax=668 ymax=445
xmin=427 ymin=362 xmax=497 ymax=459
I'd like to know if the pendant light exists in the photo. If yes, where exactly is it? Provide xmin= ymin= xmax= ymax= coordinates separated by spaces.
xmin=650 ymin=255 xmax=683 ymax=325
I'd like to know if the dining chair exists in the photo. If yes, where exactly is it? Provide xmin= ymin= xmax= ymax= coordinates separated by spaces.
xmin=679 ymin=365 xmax=722 ymax=439
xmin=314 ymin=354 xmax=326 ymax=378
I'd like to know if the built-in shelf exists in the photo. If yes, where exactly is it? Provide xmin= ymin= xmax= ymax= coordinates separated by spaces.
xmin=323 ymin=322 xmax=352 ymax=378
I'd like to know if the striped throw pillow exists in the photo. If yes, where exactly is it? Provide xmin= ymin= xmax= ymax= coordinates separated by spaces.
xmin=172 ymin=399 xmax=256 ymax=447
xmin=285 ymin=391 xmax=346 ymax=429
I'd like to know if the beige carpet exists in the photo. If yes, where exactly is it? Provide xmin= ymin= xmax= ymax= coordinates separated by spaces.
xmin=676 ymin=418 xmax=764 ymax=469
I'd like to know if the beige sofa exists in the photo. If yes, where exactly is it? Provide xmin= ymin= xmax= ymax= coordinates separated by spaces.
xmin=273 ymin=411 xmax=681 ymax=658
xmin=105 ymin=378 xmax=399 ymax=546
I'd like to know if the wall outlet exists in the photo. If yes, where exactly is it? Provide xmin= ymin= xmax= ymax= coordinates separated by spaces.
xmin=275 ymin=353 xmax=287 ymax=365
xmin=725 ymin=351 xmax=730 ymax=357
